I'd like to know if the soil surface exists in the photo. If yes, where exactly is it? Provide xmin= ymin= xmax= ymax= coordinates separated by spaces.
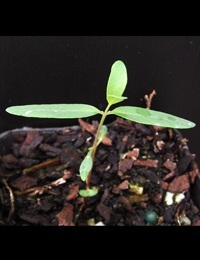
xmin=0 ymin=118 xmax=200 ymax=226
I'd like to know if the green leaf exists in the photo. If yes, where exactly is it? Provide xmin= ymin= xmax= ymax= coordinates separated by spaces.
xmin=106 ymin=60 xmax=128 ymax=105
xmin=79 ymin=149 xmax=93 ymax=181
xmin=110 ymin=106 xmax=196 ymax=129
xmin=79 ymin=187 xmax=98 ymax=197
xmin=97 ymin=125 xmax=108 ymax=146
xmin=107 ymin=95 xmax=127 ymax=105
xmin=6 ymin=104 xmax=100 ymax=119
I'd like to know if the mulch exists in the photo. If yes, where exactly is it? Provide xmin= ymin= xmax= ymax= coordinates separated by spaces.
xmin=0 ymin=118 xmax=200 ymax=226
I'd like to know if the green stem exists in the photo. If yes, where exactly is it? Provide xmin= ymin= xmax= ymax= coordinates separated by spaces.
xmin=86 ymin=103 xmax=111 ymax=189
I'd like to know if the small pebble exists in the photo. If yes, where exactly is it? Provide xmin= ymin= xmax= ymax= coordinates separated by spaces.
xmin=145 ymin=210 xmax=158 ymax=224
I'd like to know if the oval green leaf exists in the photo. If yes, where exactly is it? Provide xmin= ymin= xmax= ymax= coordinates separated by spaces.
xmin=79 ymin=149 xmax=93 ymax=181
xmin=106 ymin=60 xmax=128 ymax=105
xmin=97 ymin=125 xmax=108 ymax=146
xmin=6 ymin=104 xmax=100 ymax=119
xmin=79 ymin=187 xmax=98 ymax=197
xmin=110 ymin=106 xmax=196 ymax=129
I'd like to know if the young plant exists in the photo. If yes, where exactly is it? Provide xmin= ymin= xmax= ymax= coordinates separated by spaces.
xmin=6 ymin=60 xmax=196 ymax=197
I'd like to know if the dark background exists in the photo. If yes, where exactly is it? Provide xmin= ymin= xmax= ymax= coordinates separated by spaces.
xmin=0 ymin=36 xmax=199 ymax=164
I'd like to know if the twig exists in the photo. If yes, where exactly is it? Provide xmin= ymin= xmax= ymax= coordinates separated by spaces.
xmin=23 ymin=157 xmax=60 ymax=175
xmin=2 ymin=178 xmax=15 ymax=222
xmin=144 ymin=89 xmax=157 ymax=109
xmin=15 ymin=185 xmax=51 ymax=196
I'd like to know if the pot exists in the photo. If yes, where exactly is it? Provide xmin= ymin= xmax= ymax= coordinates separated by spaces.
xmin=0 ymin=119 xmax=200 ymax=226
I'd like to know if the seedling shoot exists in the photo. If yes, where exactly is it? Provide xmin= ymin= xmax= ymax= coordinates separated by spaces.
xmin=6 ymin=60 xmax=196 ymax=197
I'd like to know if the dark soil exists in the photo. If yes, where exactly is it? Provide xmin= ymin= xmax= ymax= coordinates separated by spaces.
xmin=0 ymin=118 xmax=200 ymax=226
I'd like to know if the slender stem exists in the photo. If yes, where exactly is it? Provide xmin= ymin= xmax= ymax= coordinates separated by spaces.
xmin=86 ymin=104 xmax=111 ymax=189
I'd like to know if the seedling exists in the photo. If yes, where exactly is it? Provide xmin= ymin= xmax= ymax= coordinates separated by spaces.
xmin=6 ymin=60 xmax=196 ymax=197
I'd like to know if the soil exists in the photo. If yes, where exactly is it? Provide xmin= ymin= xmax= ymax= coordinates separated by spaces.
xmin=0 ymin=117 xmax=200 ymax=226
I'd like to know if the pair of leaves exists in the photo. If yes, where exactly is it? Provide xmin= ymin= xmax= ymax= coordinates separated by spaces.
xmin=6 ymin=60 xmax=195 ymax=129
xmin=7 ymin=103 xmax=195 ymax=129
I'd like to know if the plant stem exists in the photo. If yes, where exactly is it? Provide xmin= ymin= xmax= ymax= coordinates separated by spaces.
xmin=86 ymin=104 xmax=111 ymax=189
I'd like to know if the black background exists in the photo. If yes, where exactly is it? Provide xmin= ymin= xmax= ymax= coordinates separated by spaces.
xmin=0 ymin=36 xmax=199 ymax=164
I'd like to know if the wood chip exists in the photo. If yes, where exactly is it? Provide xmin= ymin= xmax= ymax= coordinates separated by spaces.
xmin=66 ymin=185 xmax=79 ymax=201
xmin=60 ymin=145 xmax=82 ymax=168
xmin=2 ymin=154 xmax=18 ymax=164
xmin=10 ymin=176 xmax=38 ymax=190
xmin=177 ymin=153 xmax=192 ymax=174
xmin=133 ymin=159 xmax=158 ymax=168
xmin=192 ymin=220 xmax=200 ymax=226
xmin=128 ymin=194 xmax=149 ymax=203
xmin=124 ymin=148 xmax=139 ymax=161
xmin=163 ymin=159 xmax=177 ymax=171
xmin=118 ymin=196 xmax=132 ymax=212
xmin=78 ymin=118 xmax=112 ymax=146
xmin=78 ymin=118 xmax=96 ymax=134
xmin=112 ymin=185 xmax=120 ymax=194
xmin=18 ymin=212 xmax=49 ymax=225
xmin=39 ymin=143 xmax=61 ymax=156
xmin=118 ymin=180 xmax=130 ymax=190
xmin=161 ymin=181 xmax=169 ymax=190
xmin=189 ymin=162 xmax=199 ymax=183
xmin=19 ymin=130 xmax=43 ymax=157
xmin=162 ymin=170 xmax=176 ymax=181
xmin=156 ymin=140 xmax=165 ymax=150
xmin=97 ymin=203 xmax=112 ymax=222
xmin=168 ymin=174 xmax=190 ymax=193
xmin=56 ymin=204 xmax=75 ymax=226
xmin=152 ymin=192 xmax=163 ymax=204
xmin=63 ymin=169 xmax=73 ymax=180
xmin=118 ymin=158 xmax=133 ymax=174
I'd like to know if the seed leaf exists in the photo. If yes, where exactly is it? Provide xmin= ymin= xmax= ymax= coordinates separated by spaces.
xmin=97 ymin=125 xmax=108 ymax=146
xmin=79 ymin=187 xmax=98 ymax=197
xmin=79 ymin=149 xmax=93 ymax=181
xmin=6 ymin=104 xmax=100 ymax=119
xmin=110 ymin=106 xmax=196 ymax=129
xmin=106 ymin=60 xmax=128 ymax=105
